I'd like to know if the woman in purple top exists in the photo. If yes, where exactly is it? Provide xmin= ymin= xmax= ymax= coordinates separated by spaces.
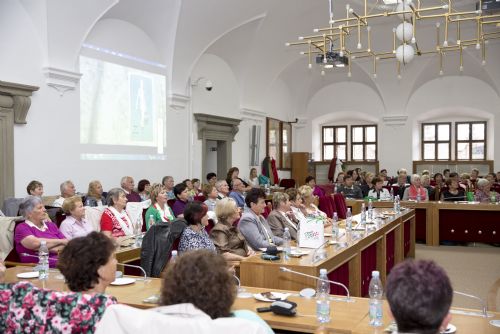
xmin=172 ymin=183 xmax=189 ymax=217
xmin=15 ymin=196 xmax=67 ymax=267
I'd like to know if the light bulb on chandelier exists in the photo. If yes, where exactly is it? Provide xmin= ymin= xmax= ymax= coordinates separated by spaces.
xmin=396 ymin=44 xmax=415 ymax=64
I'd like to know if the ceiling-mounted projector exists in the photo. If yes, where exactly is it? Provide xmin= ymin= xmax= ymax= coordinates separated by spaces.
xmin=316 ymin=51 xmax=349 ymax=68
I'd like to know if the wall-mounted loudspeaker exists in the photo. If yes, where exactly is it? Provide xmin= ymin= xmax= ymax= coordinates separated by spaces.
xmin=250 ymin=125 xmax=260 ymax=166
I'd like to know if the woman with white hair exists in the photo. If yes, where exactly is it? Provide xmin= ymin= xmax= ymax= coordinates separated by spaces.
xmin=475 ymin=178 xmax=497 ymax=203
xmin=100 ymin=188 xmax=134 ymax=238
xmin=402 ymin=174 xmax=429 ymax=201
xmin=15 ymin=196 xmax=68 ymax=267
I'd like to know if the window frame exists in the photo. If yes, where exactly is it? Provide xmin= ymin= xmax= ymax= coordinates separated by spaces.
xmin=455 ymin=121 xmax=487 ymax=161
xmin=350 ymin=125 xmax=378 ymax=161
xmin=266 ymin=117 xmax=293 ymax=170
xmin=321 ymin=125 xmax=347 ymax=161
xmin=421 ymin=122 xmax=451 ymax=161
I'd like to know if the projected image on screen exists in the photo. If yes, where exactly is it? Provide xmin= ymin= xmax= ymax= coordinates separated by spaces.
xmin=80 ymin=56 xmax=166 ymax=160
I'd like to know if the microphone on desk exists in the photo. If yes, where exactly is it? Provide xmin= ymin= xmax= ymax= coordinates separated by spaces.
xmin=116 ymin=263 xmax=149 ymax=282
xmin=311 ymin=240 xmax=330 ymax=264
xmin=453 ymin=290 xmax=492 ymax=318
xmin=279 ymin=267 xmax=352 ymax=302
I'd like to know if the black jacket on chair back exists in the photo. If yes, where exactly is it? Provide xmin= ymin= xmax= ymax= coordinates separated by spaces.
xmin=140 ymin=218 xmax=186 ymax=277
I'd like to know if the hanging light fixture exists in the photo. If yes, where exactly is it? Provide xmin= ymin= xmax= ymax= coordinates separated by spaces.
xmin=286 ymin=0 xmax=500 ymax=77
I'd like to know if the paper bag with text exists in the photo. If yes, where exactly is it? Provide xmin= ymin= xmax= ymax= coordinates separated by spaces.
xmin=298 ymin=216 xmax=325 ymax=248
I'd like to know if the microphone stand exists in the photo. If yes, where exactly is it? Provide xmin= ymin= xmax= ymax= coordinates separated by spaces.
xmin=117 ymin=263 xmax=149 ymax=282
xmin=452 ymin=290 xmax=492 ymax=318
xmin=280 ymin=267 xmax=352 ymax=302
xmin=311 ymin=240 xmax=329 ymax=264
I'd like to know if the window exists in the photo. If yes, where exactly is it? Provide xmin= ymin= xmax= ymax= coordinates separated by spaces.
xmin=456 ymin=121 xmax=486 ymax=160
xmin=351 ymin=125 xmax=377 ymax=161
xmin=266 ymin=118 xmax=293 ymax=169
xmin=322 ymin=126 xmax=347 ymax=161
xmin=421 ymin=123 xmax=451 ymax=160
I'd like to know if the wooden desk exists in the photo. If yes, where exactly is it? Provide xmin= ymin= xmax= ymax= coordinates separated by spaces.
xmin=5 ymin=267 xmax=499 ymax=334
xmin=346 ymin=200 xmax=500 ymax=246
xmin=240 ymin=209 xmax=415 ymax=297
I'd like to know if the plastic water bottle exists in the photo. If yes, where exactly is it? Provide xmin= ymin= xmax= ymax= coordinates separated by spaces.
xmin=148 ymin=214 xmax=155 ymax=228
xmin=38 ymin=240 xmax=49 ymax=280
xmin=395 ymin=195 xmax=401 ymax=213
xmin=346 ymin=208 xmax=352 ymax=232
xmin=369 ymin=270 xmax=383 ymax=327
xmin=316 ymin=268 xmax=331 ymax=323
xmin=332 ymin=212 xmax=339 ymax=241
xmin=283 ymin=227 xmax=291 ymax=260
xmin=390 ymin=187 xmax=394 ymax=201
xmin=416 ymin=191 xmax=421 ymax=202
xmin=367 ymin=199 xmax=373 ymax=220
xmin=360 ymin=203 xmax=366 ymax=227
xmin=170 ymin=250 xmax=178 ymax=264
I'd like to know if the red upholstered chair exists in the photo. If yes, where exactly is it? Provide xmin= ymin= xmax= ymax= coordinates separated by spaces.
xmin=279 ymin=179 xmax=296 ymax=189
xmin=205 ymin=219 xmax=215 ymax=234
xmin=333 ymin=194 xmax=347 ymax=219
xmin=142 ymin=208 xmax=148 ymax=232
xmin=167 ymin=199 xmax=176 ymax=208
xmin=4 ymin=220 xmax=35 ymax=268
xmin=54 ymin=210 xmax=66 ymax=228
xmin=262 ymin=203 xmax=272 ymax=219
xmin=318 ymin=196 xmax=334 ymax=218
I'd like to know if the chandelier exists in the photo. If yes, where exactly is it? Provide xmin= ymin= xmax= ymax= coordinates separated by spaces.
xmin=286 ymin=0 xmax=500 ymax=78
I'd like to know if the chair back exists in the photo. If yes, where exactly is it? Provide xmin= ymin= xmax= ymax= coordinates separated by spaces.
xmin=0 ymin=281 xmax=116 ymax=332
xmin=333 ymin=194 xmax=347 ymax=219
xmin=205 ymin=219 xmax=215 ymax=234
xmin=2 ymin=197 xmax=23 ymax=217
xmin=262 ymin=203 xmax=272 ymax=219
xmin=318 ymin=196 xmax=334 ymax=218
xmin=279 ymin=179 xmax=296 ymax=189
xmin=167 ymin=199 xmax=176 ymax=208
xmin=194 ymin=195 xmax=206 ymax=202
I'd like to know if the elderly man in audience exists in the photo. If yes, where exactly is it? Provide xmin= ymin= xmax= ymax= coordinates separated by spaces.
xmin=100 ymin=188 xmax=134 ymax=238
xmin=27 ymin=180 xmax=44 ymax=197
xmin=52 ymin=180 xmax=76 ymax=207
xmin=58 ymin=232 xmax=118 ymax=294
xmin=238 ymin=188 xmax=283 ymax=250
xmin=144 ymin=183 xmax=175 ymax=230
xmin=386 ymin=260 xmax=452 ymax=334
xmin=60 ymin=196 xmax=94 ymax=239
xmin=85 ymin=180 xmax=106 ymax=207
xmin=216 ymin=179 xmax=230 ymax=200
xmin=229 ymin=178 xmax=246 ymax=209
xmin=15 ymin=196 xmax=68 ymax=267
xmin=475 ymin=178 xmax=497 ymax=203
xmin=403 ymin=174 xmax=429 ymax=201
xmin=172 ymin=183 xmax=190 ymax=217
xmin=162 ymin=176 xmax=176 ymax=200
xmin=203 ymin=184 xmax=218 ymax=212
xmin=120 ymin=176 xmax=141 ymax=202
xmin=267 ymin=192 xmax=298 ymax=240
xmin=336 ymin=174 xmax=363 ymax=199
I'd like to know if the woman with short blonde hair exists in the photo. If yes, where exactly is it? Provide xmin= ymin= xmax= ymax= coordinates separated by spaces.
xmin=60 ymin=196 xmax=94 ymax=239
xmin=85 ymin=180 xmax=105 ymax=207
xmin=144 ymin=183 xmax=175 ymax=230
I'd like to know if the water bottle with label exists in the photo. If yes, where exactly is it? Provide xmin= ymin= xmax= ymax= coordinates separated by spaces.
xmin=360 ymin=203 xmax=366 ymax=227
xmin=332 ymin=212 xmax=339 ymax=241
xmin=395 ymin=195 xmax=401 ymax=213
xmin=38 ymin=240 xmax=49 ymax=280
xmin=316 ymin=268 xmax=331 ymax=323
xmin=346 ymin=208 xmax=352 ymax=232
xmin=389 ymin=187 xmax=394 ymax=201
xmin=369 ymin=270 xmax=384 ymax=327
xmin=170 ymin=250 xmax=178 ymax=264
xmin=367 ymin=199 xmax=373 ymax=221
xmin=283 ymin=227 xmax=291 ymax=260
xmin=148 ymin=214 xmax=155 ymax=228
xmin=416 ymin=191 xmax=421 ymax=202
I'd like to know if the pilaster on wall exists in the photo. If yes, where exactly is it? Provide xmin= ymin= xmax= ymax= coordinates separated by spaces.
xmin=0 ymin=81 xmax=39 ymax=206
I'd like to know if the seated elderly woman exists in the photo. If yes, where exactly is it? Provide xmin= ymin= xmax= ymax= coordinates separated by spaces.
xmin=368 ymin=177 xmax=392 ymax=200
xmin=144 ymin=183 xmax=175 ymax=230
xmin=299 ymin=185 xmax=332 ymax=225
xmin=475 ymin=178 xmax=497 ymax=203
xmin=440 ymin=179 xmax=465 ymax=202
xmin=285 ymin=188 xmax=308 ymax=222
xmin=26 ymin=180 xmax=44 ymax=197
xmin=238 ymin=188 xmax=283 ymax=250
xmin=60 ymin=196 xmax=94 ymax=239
xmin=95 ymin=250 xmax=272 ymax=333
xmin=203 ymin=183 xmax=218 ymax=212
xmin=57 ymin=231 xmax=117 ymax=294
xmin=403 ymin=174 xmax=429 ymax=201
xmin=137 ymin=179 xmax=151 ymax=201
xmin=267 ymin=192 xmax=298 ymax=240
xmin=85 ymin=180 xmax=106 ymax=207
xmin=15 ymin=196 xmax=68 ymax=267
xmin=210 ymin=198 xmax=254 ymax=261
xmin=171 ymin=183 xmax=189 ymax=217
xmin=178 ymin=202 xmax=215 ymax=253
xmin=100 ymin=188 xmax=134 ymax=238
